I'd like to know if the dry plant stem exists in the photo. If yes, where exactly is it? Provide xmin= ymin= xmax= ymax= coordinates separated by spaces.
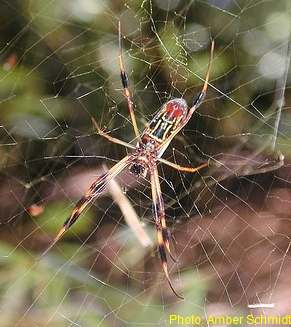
xmin=271 ymin=39 xmax=291 ymax=151
xmin=106 ymin=165 xmax=152 ymax=248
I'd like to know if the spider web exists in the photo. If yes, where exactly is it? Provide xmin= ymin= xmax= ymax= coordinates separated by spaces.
xmin=0 ymin=0 xmax=291 ymax=326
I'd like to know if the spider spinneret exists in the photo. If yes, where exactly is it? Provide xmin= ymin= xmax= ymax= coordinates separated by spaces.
xmin=129 ymin=162 xmax=147 ymax=176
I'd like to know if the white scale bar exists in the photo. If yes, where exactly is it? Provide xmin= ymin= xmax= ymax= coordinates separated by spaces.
xmin=248 ymin=303 xmax=275 ymax=309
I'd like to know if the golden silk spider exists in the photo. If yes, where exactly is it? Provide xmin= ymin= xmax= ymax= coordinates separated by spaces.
xmin=46 ymin=22 xmax=214 ymax=299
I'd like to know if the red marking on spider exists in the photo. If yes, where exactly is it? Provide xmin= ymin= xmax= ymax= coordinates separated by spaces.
xmin=27 ymin=204 xmax=44 ymax=217
xmin=165 ymin=102 xmax=184 ymax=119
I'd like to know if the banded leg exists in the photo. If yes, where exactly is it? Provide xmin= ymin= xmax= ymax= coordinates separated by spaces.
xmin=43 ymin=156 xmax=130 ymax=255
xmin=150 ymin=164 xmax=184 ymax=299
xmin=185 ymin=40 xmax=214 ymax=124
xmin=151 ymin=165 xmax=176 ymax=262
xmin=159 ymin=158 xmax=208 ymax=173
xmin=118 ymin=21 xmax=139 ymax=138
xmin=157 ymin=40 xmax=214 ymax=151
xmin=92 ymin=117 xmax=135 ymax=150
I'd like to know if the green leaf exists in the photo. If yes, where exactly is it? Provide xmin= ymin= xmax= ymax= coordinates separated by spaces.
xmin=34 ymin=201 xmax=94 ymax=238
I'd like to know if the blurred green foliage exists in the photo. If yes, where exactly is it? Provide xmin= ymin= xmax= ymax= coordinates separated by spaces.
xmin=0 ymin=239 xmax=211 ymax=326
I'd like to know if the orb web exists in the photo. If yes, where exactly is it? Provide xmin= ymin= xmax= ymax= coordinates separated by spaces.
xmin=0 ymin=0 xmax=291 ymax=326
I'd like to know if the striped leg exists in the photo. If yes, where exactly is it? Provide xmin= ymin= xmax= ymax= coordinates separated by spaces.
xmin=159 ymin=158 xmax=208 ymax=173
xmin=156 ymin=39 xmax=215 ymax=153
xmin=118 ymin=21 xmax=140 ymax=138
xmin=184 ymin=40 xmax=214 ymax=124
xmin=92 ymin=117 xmax=135 ymax=149
xmin=43 ymin=156 xmax=130 ymax=255
xmin=150 ymin=164 xmax=184 ymax=299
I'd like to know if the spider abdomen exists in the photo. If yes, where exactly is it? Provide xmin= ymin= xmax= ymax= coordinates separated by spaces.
xmin=142 ymin=98 xmax=188 ymax=143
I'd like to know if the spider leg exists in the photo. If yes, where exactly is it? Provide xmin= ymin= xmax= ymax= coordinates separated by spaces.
xmin=151 ymin=166 xmax=176 ymax=262
xmin=156 ymin=40 xmax=214 ymax=152
xmin=159 ymin=158 xmax=208 ymax=173
xmin=118 ymin=21 xmax=140 ymax=138
xmin=43 ymin=155 xmax=130 ymax=255
xmin=92 ymin=117 xmax=135 ymax=149
xmin=184 ymin=40 xmax=214 ymax=124
xmin=150 ymin=164 xmax=184 ymax=299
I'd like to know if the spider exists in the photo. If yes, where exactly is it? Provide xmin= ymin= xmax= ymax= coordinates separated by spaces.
xmin=47 ymin=22 xmax=214 ymax=299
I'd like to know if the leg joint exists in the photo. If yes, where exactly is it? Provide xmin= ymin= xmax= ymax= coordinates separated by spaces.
xmin=192 ymin=90 xmax=206 ymax=107
xmin=120 ymin=71 xmax=129 ymax=88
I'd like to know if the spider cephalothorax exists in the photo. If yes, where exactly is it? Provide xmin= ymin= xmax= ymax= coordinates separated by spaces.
xmin=46 ymin=22 xmax=214 ymax=299
xmin=129 ymin=140 xmax=157 ymax=177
